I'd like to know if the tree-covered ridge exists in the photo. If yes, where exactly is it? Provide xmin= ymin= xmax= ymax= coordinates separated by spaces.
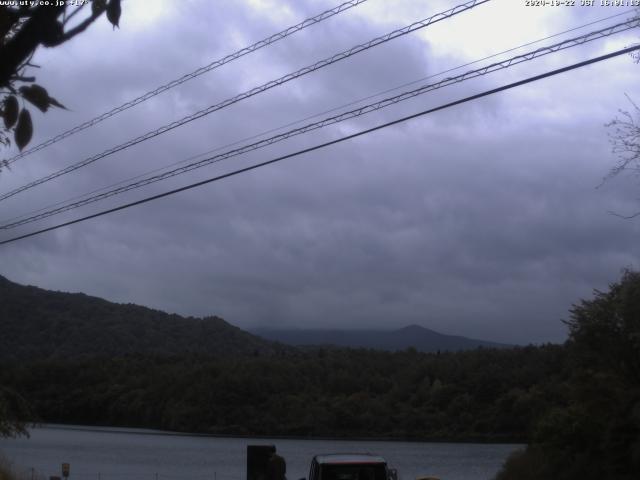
xmin=0 ymin=345 xmax=566 ymax=441
xmin=0 ymin=275 xmax=284 ymax=360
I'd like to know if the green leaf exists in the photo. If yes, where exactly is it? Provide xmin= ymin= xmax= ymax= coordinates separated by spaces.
xmin=19 ymin=84 xmax=50 ymax=113
xmin=3 ymin=95 xmax=19 ymax=129
xmin=14 ymin=108 xmax=33 ymax=151
xmin=106 ymin=0 xmax=121 ymax=29
xmin=48 ymin=96 xmax=67 ymax=110
xmin=18 ymin=85 xmax=67 ymax=112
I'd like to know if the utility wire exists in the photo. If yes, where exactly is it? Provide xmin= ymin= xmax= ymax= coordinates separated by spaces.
xmin=1 ymin=44 xmax=637 ymax=247
xmin=2 ymin=8 xmax=629 ymax=227
xmin=2 ymin=0 xmax=371 ymax=165
xmin=0 ymin=0 xmax=489 ymax=203
xmin=1 ymin=17 xmax=637 ymax=230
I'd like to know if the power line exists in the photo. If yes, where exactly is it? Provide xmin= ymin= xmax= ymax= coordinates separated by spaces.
xmin=0 ymin=0 xmax=489 ymax=203
xmin=3 ymin=8 xmax=629 ymax=228
xmin=2 ymin=0 xmax=371 ymax=165
xmin=1 ymin=44 xmax=637 ymax=247
xmin=2 ymin=16 xmax=637 ymax=230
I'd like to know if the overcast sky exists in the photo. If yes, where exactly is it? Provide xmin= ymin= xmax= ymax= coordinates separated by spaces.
xmin=1 ymin=0 xmax=639 ymax=344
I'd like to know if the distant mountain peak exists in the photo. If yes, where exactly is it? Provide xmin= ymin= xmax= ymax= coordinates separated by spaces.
xmin=253 ymin=325 xmax=510 ymax=352
xmin=398 ymin=324 xmax=431 ymax=332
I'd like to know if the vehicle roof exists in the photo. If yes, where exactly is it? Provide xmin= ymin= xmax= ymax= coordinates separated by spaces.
xmin=314 ymin=454 xmax=387 ymax=465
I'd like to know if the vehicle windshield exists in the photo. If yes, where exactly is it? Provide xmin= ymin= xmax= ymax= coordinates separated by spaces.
xmin=320 ymin=464 xmax=387 ymax=480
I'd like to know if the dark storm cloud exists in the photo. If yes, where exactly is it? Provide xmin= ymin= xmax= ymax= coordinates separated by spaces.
xmin=1 ymin=0 xmax=639 ymax=344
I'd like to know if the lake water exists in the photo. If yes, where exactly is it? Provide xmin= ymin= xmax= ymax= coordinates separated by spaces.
xmin=0 ymin=426 xmax=521 ymax=480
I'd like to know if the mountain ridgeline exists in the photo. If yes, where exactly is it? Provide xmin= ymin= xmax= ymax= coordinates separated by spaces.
xmin=0 ymin=275 xmax=506 ymax=360
xmin=253 ymin=325 xmax=510 ymax=352
xmin=0 ymin=275 xmax=283 ymax=360
xmin=0 ymin=273 xmax=555 ymax=443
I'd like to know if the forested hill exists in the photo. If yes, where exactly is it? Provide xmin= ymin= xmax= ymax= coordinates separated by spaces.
xmin=0 ymin=275 xmax=283 ymax=360
xmin=253 ymin=325 xmax=510 ymax=352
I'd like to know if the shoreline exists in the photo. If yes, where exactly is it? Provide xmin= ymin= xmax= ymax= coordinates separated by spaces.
xmin=30 ymin=423 xmax=526 ymax=445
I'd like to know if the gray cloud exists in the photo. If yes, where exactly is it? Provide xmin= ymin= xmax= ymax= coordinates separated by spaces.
xmin=1 ymin=0 xmax=639 ymax=345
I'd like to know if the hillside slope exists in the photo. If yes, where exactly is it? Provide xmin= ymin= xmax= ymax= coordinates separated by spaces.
xmin=0 ymin=275 xmax=282 ymax=360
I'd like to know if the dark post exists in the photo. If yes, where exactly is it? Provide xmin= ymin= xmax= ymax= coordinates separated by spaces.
xmin=247 ymin=445 xmax=276 ymax=480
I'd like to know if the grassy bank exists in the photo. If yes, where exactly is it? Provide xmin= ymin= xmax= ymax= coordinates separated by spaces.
xmin=0 ymin=453 xmax=46 ymax=480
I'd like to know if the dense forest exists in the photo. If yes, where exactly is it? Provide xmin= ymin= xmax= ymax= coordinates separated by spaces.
xmin=0 ymin=345 xmax=566 ymax=441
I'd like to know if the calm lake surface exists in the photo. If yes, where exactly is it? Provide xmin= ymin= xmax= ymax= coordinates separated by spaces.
xmin=0 ymin=425 xmax=521 ymax=480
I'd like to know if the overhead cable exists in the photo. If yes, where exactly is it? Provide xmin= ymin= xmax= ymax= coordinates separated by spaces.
xmin=2 ymin=0 xmax=371 ymax=165
xmin=5 ymin=7 xmax=627 ymax=228
xmin=4 ymin=9 xmax=630 ymax=228
xmin=1 ymin=44 xmax=637 ymax=246
xmin=0 ymin=0 xmax=489 ymax=203
xmin=2 ymin=16 xmax=637 ymax=230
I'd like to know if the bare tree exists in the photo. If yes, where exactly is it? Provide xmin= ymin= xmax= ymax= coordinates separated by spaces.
xmin=604 ymin=30 xmax=640 ymax=218
xmin=605 ymin=100 xmax=640 ymax=218
xmin=606 ymin=97 xmax=640 ymax=180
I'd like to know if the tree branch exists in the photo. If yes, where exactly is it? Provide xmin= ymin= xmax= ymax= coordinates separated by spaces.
xmin=0 ymin=6 xmax=20 ymax=40
xmin=10 ymin=75 xmax=35 ymax=83
xmin=0 ymin=5 xmax=64 ymax=87
xmin=51 ymin=8 xmax=104 ymax=46
xmin=63 ymin=4 xmax=88 ymax=26
xmin=3 ymin=6 xmax=36 ymax=18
